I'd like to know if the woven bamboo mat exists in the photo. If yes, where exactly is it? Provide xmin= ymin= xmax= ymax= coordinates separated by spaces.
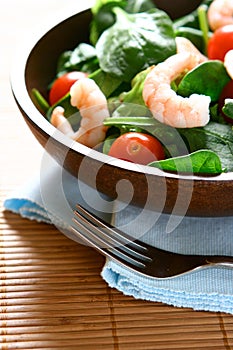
xmin=1 ymin=206 xmax=233 ymax=350
xmin=1 ymin=1 xmax=233 ymax=349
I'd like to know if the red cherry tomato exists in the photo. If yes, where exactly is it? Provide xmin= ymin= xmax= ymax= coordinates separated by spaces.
xmin=108 ymin=132 xmax=165 ymax=165
xmin=218 ymin=80 xmax=233 ymax=123
xmin=49 ymin=71 xmax=88 ymax=105
xmin=207 ymin=25 xmax=233 ymax=61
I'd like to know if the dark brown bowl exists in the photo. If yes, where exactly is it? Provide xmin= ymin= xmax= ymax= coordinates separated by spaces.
xmin=11 ymin=1 xmax=233 ymax=217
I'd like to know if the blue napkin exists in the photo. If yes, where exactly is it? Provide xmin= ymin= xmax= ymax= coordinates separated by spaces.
xmin=4 ymin=153 xmax=233 ymax=314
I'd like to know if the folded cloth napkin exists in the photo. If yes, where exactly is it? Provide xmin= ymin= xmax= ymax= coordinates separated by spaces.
xmin=4 ymin=153 xmax=233 ymax=314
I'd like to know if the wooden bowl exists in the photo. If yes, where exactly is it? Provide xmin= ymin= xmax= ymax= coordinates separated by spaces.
xmin=11 ymin=1 xmax=233 ymax=217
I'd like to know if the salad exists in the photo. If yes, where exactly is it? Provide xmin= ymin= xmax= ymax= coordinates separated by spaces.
xmin=33 ymin=0 xmax=233 ymax=175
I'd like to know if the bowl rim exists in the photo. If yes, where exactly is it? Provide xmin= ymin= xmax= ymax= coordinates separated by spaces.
xmin=10 ymin=4 xmax=233 ymax=183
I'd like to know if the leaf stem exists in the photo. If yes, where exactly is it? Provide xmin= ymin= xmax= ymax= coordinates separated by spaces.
xmin=31 ymin=88 xmax=50 ymax=114
xmin=197 ymin=4 xmax=210 ymax=55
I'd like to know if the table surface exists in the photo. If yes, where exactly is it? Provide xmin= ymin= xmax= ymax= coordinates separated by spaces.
xmin=1 ymin=1 xmax=233 ymax=349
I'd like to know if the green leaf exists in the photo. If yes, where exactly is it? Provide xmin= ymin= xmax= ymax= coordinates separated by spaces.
xmin=177 ymin=60 xmax=231 ymax=102
xmin=222 ymin=99 xmax=233 ymax=119
xmin=91 ymin=0 xmax=125 ymax=15
xmin=90 ymin=0 xmax=155 ymax=45
xmin=54 ymin=44 xmax=99 ymax=79
xmin=88 ymin=69 xmax=123 ymax=97
xmin=68 ymin=43 xmax=96 ymax=65
xmin=110 ymin=68 xmax=151 ymax=117
xmin=102 ymin=133 xmax=119 ymax=154
xmin=104 ymin=116 xmax=156 ymax=127
xmin=124 ymin=0 xmax=155 ymax=13
xmin=209 ymin=103 xmax=227 ymax=124
xmin=122 ymin=68 xmax=150 ymax=105
xmin=104 ymin=115 xmax=188 ymax=156
xmin=179 ymin=122 xmax=233 ymax=171
xmin=62 ymin=43 xmax=99 ymax=73
xmin=104 ymin=116 xmax=233 ymax=172
xmin=46 ymin=93 xmax=78 ymax=121
xmin=56 ymin=51 xmax=72 ymax=76
xmin=96 ymin=7 xmax=176 ymax=82
xmin=149 ymin=150 xmax=224 ymax=174
xmin=90 ymin=1 xmax=126 ymax=45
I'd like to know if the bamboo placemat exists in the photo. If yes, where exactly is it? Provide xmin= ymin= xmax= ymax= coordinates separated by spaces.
xmin=2 ymin=204 xmax=233 ymax=350
xmin=1 ymin=200 xmax=233 ymax=349
xmin=1 ymin=1 xmax=233 ymax=349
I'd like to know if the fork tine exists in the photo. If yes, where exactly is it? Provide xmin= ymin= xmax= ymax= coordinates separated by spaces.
xmin=73 ymin=207 xmax=151 ymax=262
xmin=71 ymin=215 xmax=146 ymax=268
xmin=70 ymin=206 xmax=233 ymax=279
xmin=76 ymin=204 xmax=148 ymax=252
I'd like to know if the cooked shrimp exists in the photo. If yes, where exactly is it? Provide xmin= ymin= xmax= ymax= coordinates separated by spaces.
xmin=70 ymin=78 xmax=109 ymax=148
xmin=50 ymin=106 xmax=75 ymax=137
xmin=207 ymin=0 xmax=233 ymax=31
xmin=175 ymin=37 xmax=207 ymax=64
xmin=142 ymin=52 xmax=211 ymax=128
xmin=224 ymin=49 xmax=233 ymax=79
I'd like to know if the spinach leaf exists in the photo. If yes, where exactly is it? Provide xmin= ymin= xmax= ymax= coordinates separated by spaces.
xmin=102 ymin=133 xmax=119 ymax=154
xmin=121 ymin=68 xmax=150 ymax=105
xmin=177 ymin=60 xmax=231 ymax=102
xmin=103 ymin=115 xmax=183 ymax=147
xmin=57 ymin=43 xmax=99 ymax=76
xmin=149 ymin=150 xmax=224 ymax=174
xmin=104 ymin=116 xmax=157 ymax=127
xmin=222 ymin=99 xmax=233 ymax=120
xmin=56 ymin=51 xmax=72 ymax=76
xmin=111 ymin=68 xmax=150 ymax=117
xmin=96 ymin=7 xmax=176 ymax=82
xmin=90 ymin=1 xmax=126 ymax=45
xmin=104 ymin=113 xmax=225 ymax=174
xmin=104 ymin=115 xmax=188 ymax=156
xmin=111 ymin=102 xmax=151 ymax=119
xmin=125 ymin=0 xmax=155 ymax=13
xmin=46 ymin=93 xmax=78 ymax=121
xmin=90 ymin=0 xmax=155 ymax=45
xmin=179 ymin=122 xmax=233 ymax=171
xmin=104 ymin=116 xmax=233 ymax=171
xmin=91 ymin=0 xmax=126 ymax=16
xmin=209 ymin=103 xmax=227 ymax=124
xmin=88 ymin=69 xmax=123 ymax=97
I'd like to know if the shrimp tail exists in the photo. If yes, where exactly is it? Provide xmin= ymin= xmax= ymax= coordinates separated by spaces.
xmin=70 ymin=78 xmax=109 ymax=148
xmin=50 ymin=106 xmax=75 ymax=136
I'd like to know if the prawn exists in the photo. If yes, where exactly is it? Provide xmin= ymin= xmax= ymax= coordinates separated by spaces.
xmin=50 ymin=106 xmax=75 ymax=137
xmin=142 ymin=52 xmax=211 ymax=128
xmin=70 ymin=78 xmax=109 ymax=148
xmin=175 ymin=36 xmax=207 ymax=64
xmin=224 ymin=49 xmax=233 ymax=79
xmin=207 ymin=0 xmax=233 ymax=31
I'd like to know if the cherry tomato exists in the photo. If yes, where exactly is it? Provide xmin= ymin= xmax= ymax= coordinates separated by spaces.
xmin=218 ymin=80 xmax=233 ymax=123
xmin=49 ymin=71 xmax=88 ymax=105
xmin=108 ymin=132 xmax=165 ymax=165
xmin=207 ymin=25 xmax=233 ymax=61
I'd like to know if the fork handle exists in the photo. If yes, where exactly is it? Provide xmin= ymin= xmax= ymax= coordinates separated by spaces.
xmin=205 ymin=255 xmax=233 ymax=268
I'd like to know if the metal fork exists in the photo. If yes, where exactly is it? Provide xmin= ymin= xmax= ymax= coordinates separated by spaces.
xmin=70 ymin=205 xmax=233 ymax=279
